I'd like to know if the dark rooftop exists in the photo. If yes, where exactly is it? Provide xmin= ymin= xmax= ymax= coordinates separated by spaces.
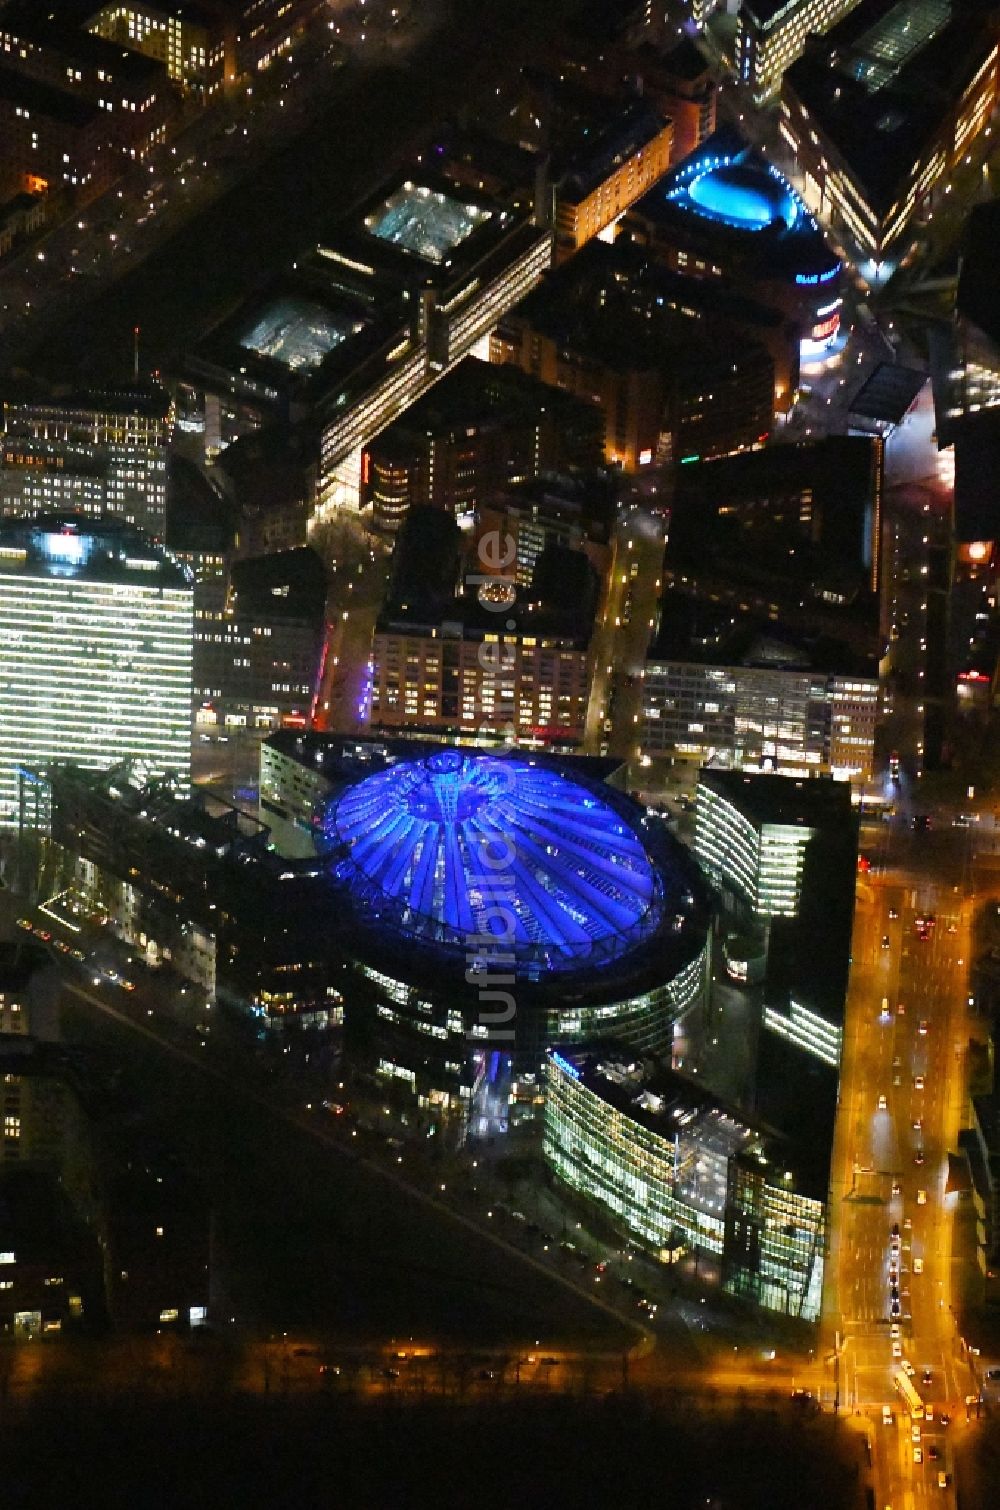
xmin=229 ymin=547 xmax=327 ymax=622
xmin=555 ymin=99 xmax=670 ymax=204
xmin=366 ymin=356 xmax=597 ymax=455
xmin=784 ymin=1 xmax=998 ymax=216
xmin=671 ymin=435 xmax=882 ymax=584
xmin=0 ymin=512 xmax=191 ymax=589
xmin=564 ymin=235 xmax=792 ymax=334
xmin=763 ymin=797 xmax=858 ymax=1028
xmin=650 ymin=597 xmax=880 ymax=678
xmin=380 ymin=504 xmax=598 ymax=644
xmin=0 ymin=939 xmax=52 ymax=992
xmin=0 ymin=1168 xmax=99 ymax=1273
xmin=848 ymin=362 xmax=926 ymax=424
xmin=568 ymin=1047 xmax=760 ymax=1140
xmin=659 ymin=36 xmax=712 ymax=83
xmin=655 ymin=447 xmax=883 ymax=664
xmin=164 ymin=455 xmax=235 ymax=556
xmin=570 ymin=0 xmax=648 ymax=44
xmin=957 ymin=198 xmax=1000 ymax=346
xmin=752 ymin=793 xmax=856 ymax=1176
xmin=500 ymin=239 xmax=773 ymax=377
xmin=429 ymin=126 xmax=539 ymax=202
xmin=973 ymin=1086 xmax=1000 ymax=1154
xmin=0 ymin=66 xmax=98 ymax=127
xmin=698 ymin=768 xmax=854 ymax=829
xmin=0 ymin=191 xmax=45 ymax=220
xmin=753 ymin=1032 xmax=839 ymax=1202
xmin=1 ymin=380 xmax=172 ymax=421
xmin=955 ymin=411 xmax=1000 ymax=541
xmin=210 ymin=423 xmax=316 ymax=515
xmin=1 ymin=1 xmax=166 ymax=83
xmin=493 ymin=467 xmax=620 ymax=541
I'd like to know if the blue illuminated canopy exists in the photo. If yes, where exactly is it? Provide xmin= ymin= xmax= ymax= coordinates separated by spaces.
xmin=685 ymin=163 xmax=797 ymax=230
xmin=653 ymin=133 xmax=842 ymax=289
xmin=322 ymin=751 xmax=666 ymax=972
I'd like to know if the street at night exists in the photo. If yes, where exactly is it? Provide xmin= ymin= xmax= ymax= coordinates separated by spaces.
xmin=0 ymin=0 xmax=999 ymax=1502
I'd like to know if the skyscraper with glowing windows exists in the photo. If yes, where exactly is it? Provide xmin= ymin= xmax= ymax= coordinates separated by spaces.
xmin=0 ymin=513 xmax=193 ymax=821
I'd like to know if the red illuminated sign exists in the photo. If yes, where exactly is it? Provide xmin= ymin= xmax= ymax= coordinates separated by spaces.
xmin=810 ymin=312 xmax=841 ymax=343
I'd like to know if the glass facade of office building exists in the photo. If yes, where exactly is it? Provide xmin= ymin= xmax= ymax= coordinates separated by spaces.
xmin=544 ymin=1049 xmax=826 ymax=1320
xmin=694 ymin=778 xmax=816 ymax=919
xmin=725 ymin=1155 xmax=826 ymax=1320
xmin=641 ymin=661 xmax=878 ymax=783
xmin=0 ymin=515 xmax=193 ymax=822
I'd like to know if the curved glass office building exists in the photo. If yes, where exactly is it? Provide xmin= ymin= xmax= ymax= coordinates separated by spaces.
xmin=317 ymin=747 xmax=713 ymax=1133
xmin=544 ymin=1047 xmax=827 ymax=1321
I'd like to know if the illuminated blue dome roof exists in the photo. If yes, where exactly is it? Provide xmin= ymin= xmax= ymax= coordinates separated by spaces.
xmin=323 ymin=751 xmax=666 ymax=972
xmin=684 ymin=163 xmax=797 ymax=230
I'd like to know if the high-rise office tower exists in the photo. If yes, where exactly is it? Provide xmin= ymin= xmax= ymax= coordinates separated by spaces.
xmin=0 ymin=513 xmax=193 ymax=821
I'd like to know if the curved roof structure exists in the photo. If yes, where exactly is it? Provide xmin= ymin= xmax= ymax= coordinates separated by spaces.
xmin=322 ymin=750 xmax=667 ymax=972
xmin=647 ymin=130 xmax=841 ymax=286
xmin=686 ymin=163 xmax=797 ymax=231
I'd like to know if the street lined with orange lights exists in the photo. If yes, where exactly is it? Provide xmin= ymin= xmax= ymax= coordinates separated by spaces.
xmin=823 ymin=823 xmax=981 ymax=1508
